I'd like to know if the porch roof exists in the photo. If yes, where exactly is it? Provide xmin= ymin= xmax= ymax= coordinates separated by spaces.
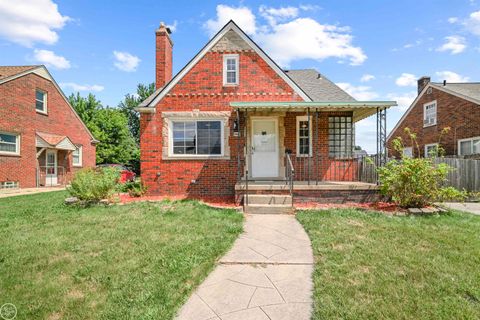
xmin=230 ymin=101 xmax=397 ymax=122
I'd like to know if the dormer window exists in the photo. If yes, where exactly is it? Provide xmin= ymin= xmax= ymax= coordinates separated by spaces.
xmin=223 ymin=54 xmax=239 ymax=85
xmin=36 ymin=89 xmax=47 ymax=114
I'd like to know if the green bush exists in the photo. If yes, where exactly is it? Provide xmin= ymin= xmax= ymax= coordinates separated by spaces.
xmin=67 ymin=167 xmax=120 ymax=201
xmin=119 ymin=180 xmax=147 ymax=197
xmin=378 ymin=128 xmax=464 ymax=208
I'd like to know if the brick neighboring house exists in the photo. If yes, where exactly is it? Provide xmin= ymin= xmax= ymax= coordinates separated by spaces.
xmin=137 ymin=21 xmax=395 ymax=205
xmin=387 ymin=76 xmax=480 ymax=158
xmin=0 ymin=65 xmax=97 ymax=189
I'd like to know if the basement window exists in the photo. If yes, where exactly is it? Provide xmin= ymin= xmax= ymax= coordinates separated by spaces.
xmin=170 ymin=120 xmax=223 ymax=156
xmin=223 ymin=54 xmax=239 ymax=85
xmin=0 ymin=181 xmax=19 ymax=189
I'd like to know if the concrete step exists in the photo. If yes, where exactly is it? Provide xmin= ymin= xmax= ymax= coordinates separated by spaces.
xmin=245 ymin=203 xmax=294 ymax=215
xmin=246 ymin=194 xmax=292 ymax=205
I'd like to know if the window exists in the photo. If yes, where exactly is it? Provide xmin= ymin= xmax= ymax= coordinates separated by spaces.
xmin=424 ymin=143 xmax=439 ymax=157
xmin=0 ymin=132 xmax=20 ymax=155
xmin=403 ymin=147 xmax=413 ymax=158
xmin=423 ymin=101 xmax=436 ymax=127
xmin=328 ymin=116 xmax=353 ymax=158
xmin=0 ymin=181 xmax=18 ymax=189
xmin=170 ymin=120 xmax=223 ymax=156
xmin=73 ymin=146 xmax=82 ymax=166
xmin=296 ymin=116 xmax=312 ymax=156
xmin=223 ymin=54 xmax=239 ymax=85
xmin=36 ymin=89 xmax=47 ymax=113
xmin=458 ymin=136 xmax=480 ymax=156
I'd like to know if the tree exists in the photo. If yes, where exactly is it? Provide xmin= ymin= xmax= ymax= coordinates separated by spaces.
xmin=68 ymin=92 xmax=102 ymax=132
xmin=118 ymin=83 xmax=155 ymax=144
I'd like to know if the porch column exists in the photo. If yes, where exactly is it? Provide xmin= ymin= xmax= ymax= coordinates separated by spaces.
xmin=376 ymin=107 xmax=387 ymax=166
xmin=236 ymin=109 xmax=241 ymax=181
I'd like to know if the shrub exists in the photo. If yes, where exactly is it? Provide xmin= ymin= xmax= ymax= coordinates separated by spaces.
xmin=119 ymin=180 xmax=147 ymax=197
xmin=67 ymin=167 xmax=120 ymax=202
xmin=378 ymin=128 xmax=464 ymax=208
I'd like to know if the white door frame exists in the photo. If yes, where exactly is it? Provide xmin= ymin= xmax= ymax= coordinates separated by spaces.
xmin=250 ymin=116 xmax=279 ymax=179
xmin=45 ymin=149 xmax=58 ymax=186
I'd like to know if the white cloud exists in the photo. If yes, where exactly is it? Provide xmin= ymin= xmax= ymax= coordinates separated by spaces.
xmin=465 ymin=10 xmax=480 ymax=35
xmin=360 ymin=74 xmax=375 ymax=82
xmin=60 ymin=82 xmax=104 ymax=92
xmin=0 ymin=0 xmax=70 ymax=46
xmin=435 ymin=71 xmax=470 ymax=82
xmin=204 ymin=5 xmax=257 ymax=36
xmin=336 ymin=82 xmax=379 ymax=100
xmin=395 ymin=73 xmax=417 ymax=87
xmin=448 ymin=17 xmax=459 ymax=24
xmin=33 ymin=49 xmax=70 ymax=69
xmin=113 ymin=51 xmax=140 ymax=72
xmin=386 ymin=91 xmax=417 ymax=111
xmin=436 ymin=35 xmax=466 ymax=54
xmin=204 ymin=5 xmax=367 ymax=67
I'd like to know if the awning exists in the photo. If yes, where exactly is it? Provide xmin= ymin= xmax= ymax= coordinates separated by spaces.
xmin=230 ymin=101 xmax=397 ymax=122
xmin=36 ymin=132 xmax=77 ymax=151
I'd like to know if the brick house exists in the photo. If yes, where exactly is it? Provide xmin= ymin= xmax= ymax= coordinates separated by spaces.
xmin=0 ymin=65 xmax=97 ymax=189
xmin=138 ymin=21 xmax=396 ymax=208
xmin=387 ymin=77 xmax=480 ymax=158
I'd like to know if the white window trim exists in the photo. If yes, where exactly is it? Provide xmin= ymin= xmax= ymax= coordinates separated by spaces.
xmin=167 ymin=118 xmax=225 ymax=158
xmin=73 ymin=145 xmax=83 ymax=167
xmin=296 ymin=116 xmax=312 ymax=157
xmin=223 ymin=54 xmax=239 ymax=86
xmin=403 ymin=147 xmax=413 ymax=158
xmin=458 ymin=136 xmax=480 ymax=156
xmin=423 ymin=100 xmax=436 ymax=127
xmin=36 ymin=89 xmax=48 ymax=114
xmin=424 ymin=143 xmax=439 ymax=157
xmin=0 ymin=132 xmax=20 ymax=156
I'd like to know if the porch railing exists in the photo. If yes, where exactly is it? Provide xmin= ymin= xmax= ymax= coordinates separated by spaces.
xmin=285 ymin=152 xmax=295 ymax=203
xmin=36 ymin=166 xmax=67 ymax=187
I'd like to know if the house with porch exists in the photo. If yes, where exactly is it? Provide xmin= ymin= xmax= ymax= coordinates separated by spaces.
xmin=0 ymin=65 xmax=97 ymax=189
xmin=138 ymin=20 xmax=396 ymax=212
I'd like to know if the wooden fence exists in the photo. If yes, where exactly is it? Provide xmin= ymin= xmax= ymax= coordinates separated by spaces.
xmin=432 ymin=157 xmax=480 ymax=191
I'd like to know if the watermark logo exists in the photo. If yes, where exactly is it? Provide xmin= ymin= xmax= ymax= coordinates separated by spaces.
xmin=0 ymin=303 xmax=17 ymax=320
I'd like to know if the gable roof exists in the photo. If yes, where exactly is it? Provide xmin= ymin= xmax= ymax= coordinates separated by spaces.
xmin=0 ymin=65 xmax=98 ymax=143
xmin=138 ymin=20 xmax=312 ymax=110
xmin=36 ymin=132 xmax=77 ymax=151
xmin=285 ymin=69 xmax=356 ymax=102
xmin=387 ymin=81 xmax=480 ymax=141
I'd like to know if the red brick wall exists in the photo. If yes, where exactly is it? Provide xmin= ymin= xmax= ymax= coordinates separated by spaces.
xmin=388 ymin=86 xmax=480 ymax=157
xmin=140 ymin=50 xmax=303 ymax=200
xmin=0 ymin=73 xmax=96 ymax=188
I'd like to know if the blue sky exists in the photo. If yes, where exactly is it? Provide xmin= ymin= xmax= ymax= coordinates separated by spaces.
xmin=1 ymin=0 xmax=479 ymax=152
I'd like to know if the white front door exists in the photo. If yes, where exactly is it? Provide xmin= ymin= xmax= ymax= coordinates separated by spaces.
xmin=46 ymin=150 xmax=58 ymax=186
xmin=251 ymin=118 xmax=279 ymax=178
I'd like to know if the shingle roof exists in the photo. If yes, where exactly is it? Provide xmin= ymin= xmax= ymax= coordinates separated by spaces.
xmin=285 ymin=69 xmax=356 ymax=102
xmin=0 ymin=65 xmax=41 ymax=80
xmin=431 ymin=82 xmax=480 ymax=104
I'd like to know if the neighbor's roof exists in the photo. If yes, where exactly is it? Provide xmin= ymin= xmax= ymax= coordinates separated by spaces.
xmin=0 ymin=65 xmax=41 ymax=81
xmin=431 ymin=82 xmax=480 ymax=103
xmin=285 ymin=69 xmax=355 ymax=102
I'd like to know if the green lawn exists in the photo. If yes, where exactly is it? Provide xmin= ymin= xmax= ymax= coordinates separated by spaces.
xmin=0 ymin=191 xmax=243 ymax=320
xmin=297 ymin=209 xmax=480 ymax=320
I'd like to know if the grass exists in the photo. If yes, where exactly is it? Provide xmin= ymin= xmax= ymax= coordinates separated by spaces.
xmin=0 ymin=191 xmax=243 ymax=320
xmin=297 ymin=209 xmax=480 ymax=320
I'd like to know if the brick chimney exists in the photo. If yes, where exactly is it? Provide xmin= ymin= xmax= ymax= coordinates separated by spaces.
xmin=155 ymin=22 xmax=173 ymax=89
xmin=417 ymin=76 xmax=430 ymax=95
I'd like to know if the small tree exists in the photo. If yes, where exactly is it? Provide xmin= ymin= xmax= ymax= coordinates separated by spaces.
xmin=378 ymin=128 xmax=465 ymax=208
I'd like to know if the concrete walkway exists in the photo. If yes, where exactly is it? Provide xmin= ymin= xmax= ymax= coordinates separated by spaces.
xmin=176 ymin=214 xmax=314 ymax=320
xmin=440 ymin=202 xmax=480 ymax=215
xmin=0 ymin=187 xmax=65 ymax=199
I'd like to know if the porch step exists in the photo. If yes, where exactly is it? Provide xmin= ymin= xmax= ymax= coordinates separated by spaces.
xmin=247 ymin=195 xmax=292 ymax=205
xmin=245 ymin=203 xmax=294 ymax=215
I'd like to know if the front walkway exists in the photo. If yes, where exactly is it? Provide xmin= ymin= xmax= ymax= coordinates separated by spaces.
xmin=440 ymin=202 xmax=480 ymax=215
xmin=176 ymin=214 xmax=314 ymax=320
xmin=0 ymin=187 xmax=65 ymax=199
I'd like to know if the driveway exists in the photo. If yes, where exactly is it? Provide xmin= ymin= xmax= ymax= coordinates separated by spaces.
xmin=440 ymin=202 xmax=480 ymax=215
xmin=176 ymin=214 xmax=314 ymax=320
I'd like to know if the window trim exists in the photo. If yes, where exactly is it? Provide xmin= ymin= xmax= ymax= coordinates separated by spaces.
xmin=35 ymin=89 xmax=48 ymax=114
xmin=0 ymin=131 xmax=20 ymax=156
xmin=424 ymin=143 xmax=439 ymax=157
xmin=223 ymin=54 xmax=239 ymax=86
xmin=458 ymin=136 xmax=480 ymax=156
xmin=72 ymin=145 xmax=83 ymax=167
xmin=296 ymin=116 xmax=312 ymax=157
xmin=423 ymin=100 xmax=437 ymax=127
xmin=167 ymin=118 xmax=225 ymax=158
